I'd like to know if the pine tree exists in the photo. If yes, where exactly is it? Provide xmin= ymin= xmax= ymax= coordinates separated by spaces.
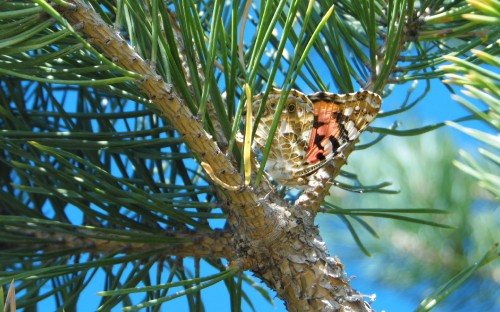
xmin=0 ymin=0 xmax=498 ymax=311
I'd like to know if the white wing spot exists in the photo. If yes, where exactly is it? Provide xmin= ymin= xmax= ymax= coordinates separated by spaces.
xmin=343 ymin=106 xmax=353 ymax=116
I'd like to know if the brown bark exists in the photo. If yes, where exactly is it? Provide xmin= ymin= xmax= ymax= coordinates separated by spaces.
xmin=52 ymin=1 xmax=373 ymax=311
xmin=8 ymin=226 xmax=233 ymax=258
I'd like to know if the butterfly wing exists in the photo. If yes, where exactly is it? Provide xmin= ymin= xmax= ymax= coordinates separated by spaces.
xmin=295 ymin=90 xmax=382 ymax=177
xmin=251 ymin=89 xmax=381 ymax=187
xmin=252 ymin=89 xmax=315 ymax=187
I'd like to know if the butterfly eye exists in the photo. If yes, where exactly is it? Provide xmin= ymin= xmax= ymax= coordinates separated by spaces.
xmin=287 ymin=103 xmax=296 ymax=112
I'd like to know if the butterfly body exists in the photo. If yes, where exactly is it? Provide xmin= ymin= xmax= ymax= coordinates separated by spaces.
xmin=251 ymin=88 xmax=381 ymax=188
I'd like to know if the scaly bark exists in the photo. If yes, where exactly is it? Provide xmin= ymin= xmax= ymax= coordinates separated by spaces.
xmin=6 ymin=226 xmax=233 ymax=258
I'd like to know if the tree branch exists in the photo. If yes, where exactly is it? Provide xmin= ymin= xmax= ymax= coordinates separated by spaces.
xmin=294 ymin=143 xmax=357 ymax=221
xmin=56 ymin=0 xmax=279 ymax=238
xmin=53 ymin=1 xmax=373 ymax=311
xmin=4 ymin=227 xmax=233 ymax=259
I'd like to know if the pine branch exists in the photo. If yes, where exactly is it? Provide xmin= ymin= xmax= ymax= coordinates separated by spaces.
xmin=54 ymin=0 xmax=267 ymax=229
xmin=2 ymin=0 xmax=496 ymax=310
xmin=50 ymin=1 xmax=370 ymax=311
xmin=4 ymin=222 xmax=233 ymax=259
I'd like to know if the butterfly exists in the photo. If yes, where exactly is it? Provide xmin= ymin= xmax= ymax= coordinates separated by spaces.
xmin=251 ymin=88 xmax=382 ymax=188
